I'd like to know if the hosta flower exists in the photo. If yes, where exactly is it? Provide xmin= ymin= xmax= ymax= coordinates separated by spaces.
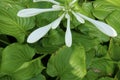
xmin=17 ymin=0 xmax=117 ymax=47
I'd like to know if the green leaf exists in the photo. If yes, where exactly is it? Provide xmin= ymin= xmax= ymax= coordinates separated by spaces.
xmin=82 ymin=2 xmax=93 ymax=16
xmin=47 ymin=45 xmax=86 ymax=80
xmin=32 ymin=29 xmax=65 ymax=54
xmin=90 ymin=58 xmax=114 ymax=76
xmin=13 ymin=59 xmax=44 ymax=80
xmin=98 ymin=77 xmax=113 ymax=80
xmin=0 ymin=2 xmax=35 ymax=42
xmin=1 ymin=43 xmax=35 ymax=73
xmin=109 ymin=39 xmax=120 ymax=61
xmin=82 ymin=70 xmax=99 ymax=80
xmin=77 ymin=22 xmax=110 ymax=43
xmin=86 ymin=49 xmax=96 ymax=68
xmin=115 ymin=70 xmax=120 ymax=80
xmin=106 ymin=0 xmax=120 ymax=7
xmin=72 ymin=31 xmax=102 ymax=51
xmin=95 ymin=45 xmax=108 ymax=57
xmin=93 ymin=0 xmax=116 ymax=20
xmin=0 ymin=48 xmax=3 ymax=71
xmin=29 ymin=74 xmax=46 ymax=80
xmin=106 ymin=10 xmax=120 ymax=34
xmin=0 ymin=75 xmax=13 ymax=80
xmin=1 ymin=43 xmax=44 ymax=80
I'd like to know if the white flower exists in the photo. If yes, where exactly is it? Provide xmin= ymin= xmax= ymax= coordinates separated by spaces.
xmin=33 ymin=0 xmax=60 ymax=5
xmin=27 ymin=13 xmax=65 ymax=43
xmin=17 ymin=0 xmax=117 ymax=47
xmin=65 ymin=13 xmax=72 ymax=47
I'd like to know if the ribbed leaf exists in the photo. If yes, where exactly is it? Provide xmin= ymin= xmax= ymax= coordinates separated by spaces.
xmin=98 ymin=77 xmax=113 ymax=80
xmin=106 ymin=0 xmax=120 ymax=7
xmin=108 ymin=39 xmax=120 ymax=61
xmin=0 ymin=2 xmax=35 ymax=43
xmin=90 ymin=58 xmax=114 ymax=76
xmin=0 ymin=48 xmax=3 ymax=71
xmin=0 ymin=75 xmax=13 ymax=80
xmin=1 ymin=43 xmax=44 ymax=80
xmin=106 ymin=10 xmax=120 ymax=33
xmin=115 ymin=70 xmax=120 ymax=80
xmin=47 ymin=45 xmax=86 ymax=80
xmin=29 ymin=74 xmax=46 ymax=80
xmin=93 ymin=0 xmax=115 ymax=20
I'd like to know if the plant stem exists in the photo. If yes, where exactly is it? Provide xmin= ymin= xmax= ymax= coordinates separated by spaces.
xmin=32 ymin=54 xmax=48 ymax=62
xmin=56 ymin=77 xmax=60 ymax=80
xmin=0 ymin=39 xmax=10 ymax=45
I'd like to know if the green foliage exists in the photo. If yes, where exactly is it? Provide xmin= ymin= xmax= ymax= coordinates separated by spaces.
xmin=0 ymin=43 xmax=44 ymax=80
xmin=0 ymin=1 xmax=35 ymax=42
xmin=47 ymin=45 xmax=86 ymax=80
xmin=0 ymin=0 xmax=120 ymax=80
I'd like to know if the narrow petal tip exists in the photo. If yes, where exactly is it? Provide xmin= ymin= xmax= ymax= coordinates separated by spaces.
xmin=17 ymin=9 xmax=38 ymax=17
xmin=77 ymin=13 xmax=117 ymax=37
xmin=27 ymin=25 xmax=51 ymax=43
xmin=33 ymin=0 xmax=37 ymax=2
xmin=51 ymin=13 xmax=65 ymax=29
xmin=66 ymin=42 xmax=72 ymax=47
xmin=72 ymin=11 xmax=85 ymax=23
xmin=109 ymin=29 xmax=117 ymax=37
xmin=33 ymin=0 xmax=60 ymax=5
xmin=27 ymin=37 xmax=37 ymax=43
xmin=65 ymin=13 xmax=72 ymax=47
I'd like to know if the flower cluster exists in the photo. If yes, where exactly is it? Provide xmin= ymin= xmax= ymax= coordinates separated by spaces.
xmin=17 ymin=0 xmax=117 ymax=47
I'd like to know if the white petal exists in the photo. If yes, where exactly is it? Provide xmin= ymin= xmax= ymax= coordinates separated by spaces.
xmin=51 ymin=13 xmax=65 ymax=29
xmin=17 ymin=8 xmax=61 ymax=17
xmin=69 ymin=0 xmax=77 ymax=6
xmin=33 ymin=0 xmax=60 ymax=5
xmin=65 ymin=13 xmax=72 ymax=47
xmin=27 ymin=24 xmax=51 ymax=43
xmin=77 ymin=13 xmax=117 ymax=37
xmin=52 ymin=5 xmax=64 ymax=10
xmin=72 ymin=11 xmax=85 ymax=23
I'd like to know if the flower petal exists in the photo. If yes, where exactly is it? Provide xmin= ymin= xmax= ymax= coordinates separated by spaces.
xmin=69 ymin=0 xmax=77 ymax=6
xmin=65 ymin=13 xmax=72 ymax=47
xmin=33 ymin=0 xmax=60 ymax=5
xmin=17 ymin=8 xmax=61 ymax=17
xmin=51 ymin=13 xmax=65 ymax=29
xmin=77 ymin=13 xmax=117 ymax=37
xmin=72 ymin=11 xmax=85 ymax=23
xmin=27 ymin=24 xmax=51 ymax=43
xmin=52 ymin=5 xmax=64 ymax=10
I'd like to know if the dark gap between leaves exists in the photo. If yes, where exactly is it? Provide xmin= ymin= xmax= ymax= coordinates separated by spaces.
xmin=7 ymin=35 xmax=17 ymax=43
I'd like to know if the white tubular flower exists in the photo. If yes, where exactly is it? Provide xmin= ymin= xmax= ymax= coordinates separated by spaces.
xmin=76 ymin=13 xmax=117 ymax=37
xmin=51 ymin=13 xmax=65 ymax=29
xmin=69 ymin=0 xmax=77 ymax=6
xmin=18 ymin=0 xmax=117 ymax=47
xmin=17 ymin=8 xmax=61 ymax=17
xmin=52 ymin=5 xmax=64 ymax=10
xmin=65 ymin=13 xmax=72 ymax=47
xmin=33 ymin=0 xmax=60 ymax=5
xmin=27 ymin=24 xmax=51 ymax=43
xmin=72 ymin=11 xmax=85 ymax=23
xmin=27 ymin=14 xmax=65 ymax=43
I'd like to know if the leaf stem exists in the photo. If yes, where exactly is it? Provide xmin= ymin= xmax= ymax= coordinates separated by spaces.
xmin=56 ymin=77 xmax=60 ymax=80
xmin=0 ymin=39 xmax=10 ymax=45
xmin=32 ymin=54 xmax=47 ymax=62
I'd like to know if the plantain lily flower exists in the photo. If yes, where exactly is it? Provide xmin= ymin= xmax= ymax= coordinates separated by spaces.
xmin=17 ymin=0 xmax=117 ymax=47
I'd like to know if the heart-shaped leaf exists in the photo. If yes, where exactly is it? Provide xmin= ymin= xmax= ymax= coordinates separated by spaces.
xmin=1 ymin=43 xmax=44 ymax=80
xmin=0 ymin=2 xmax=35 ymax=43
xmin=47 ymin=45 xmax=86 ymax=80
